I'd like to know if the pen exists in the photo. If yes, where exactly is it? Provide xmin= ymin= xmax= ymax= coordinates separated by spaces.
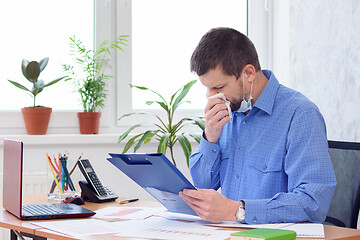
xmin=119 ymin=198 xmax=139 ymax=204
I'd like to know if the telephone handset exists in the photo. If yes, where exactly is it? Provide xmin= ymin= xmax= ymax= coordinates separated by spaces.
xmin=78 ymin=159 xmax=118 ymax=203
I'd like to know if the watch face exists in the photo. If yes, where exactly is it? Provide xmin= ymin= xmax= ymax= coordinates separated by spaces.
xmin=236 ymin=207 xmax=245 ymax=222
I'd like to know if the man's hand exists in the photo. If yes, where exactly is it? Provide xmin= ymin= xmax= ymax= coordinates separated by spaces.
xmin=179 ymin=188 xmax=239 ymax=223
xmin=204 ymin=98 xmax=230 ymax=143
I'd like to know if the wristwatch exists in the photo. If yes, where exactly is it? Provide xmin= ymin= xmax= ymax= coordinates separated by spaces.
xmin=235 ymin=200 xmax=245 ymax=222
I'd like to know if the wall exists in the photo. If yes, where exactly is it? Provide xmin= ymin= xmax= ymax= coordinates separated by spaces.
xmin=288 ymin=0 xmax=360 ymax=142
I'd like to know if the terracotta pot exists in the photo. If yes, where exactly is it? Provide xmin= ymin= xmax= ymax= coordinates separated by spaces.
xmin=77 ymin=112 xmax=101 ymax=134
xmin=21 ymin=107 xmax=52 ymax=135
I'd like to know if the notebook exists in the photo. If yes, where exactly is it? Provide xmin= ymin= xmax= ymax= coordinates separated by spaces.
xmin=2 ymin=138 xmax=95 ymax=220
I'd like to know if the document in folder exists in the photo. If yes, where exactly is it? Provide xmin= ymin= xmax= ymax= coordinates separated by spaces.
xmin=107 ymin=153 xmax=197 ymax=216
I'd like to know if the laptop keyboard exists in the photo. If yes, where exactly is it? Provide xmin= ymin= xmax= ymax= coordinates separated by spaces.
xmin=22 ymin=204 xmax=66 ymax=216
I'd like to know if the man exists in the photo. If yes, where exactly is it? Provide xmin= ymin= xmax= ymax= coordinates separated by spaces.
xmin=179 ymin=27 xmax=336 ymax=224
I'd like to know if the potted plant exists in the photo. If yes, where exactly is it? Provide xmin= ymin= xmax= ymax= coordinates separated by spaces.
xmin=118 ymin=80 xmax=205 ymax=167
xmin=63 ymin=35 xmax=128 ymax=134
xmin=8 ymin=57 xmax=65 ymax=135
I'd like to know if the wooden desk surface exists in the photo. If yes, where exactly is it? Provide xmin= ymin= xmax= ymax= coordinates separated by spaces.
xmin=1 ymin=195 xmax=360 ymax=240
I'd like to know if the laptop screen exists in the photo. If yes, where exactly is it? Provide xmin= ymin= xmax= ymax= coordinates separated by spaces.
xmin=3 ymin=139 xmax=23 ymax=218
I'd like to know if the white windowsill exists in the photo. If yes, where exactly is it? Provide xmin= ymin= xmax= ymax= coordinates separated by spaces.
xmin=0 ymin=133 xmax=120 ymax=146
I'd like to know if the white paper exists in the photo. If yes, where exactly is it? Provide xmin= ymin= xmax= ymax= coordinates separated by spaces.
xmin=281 ymin=223 xmax=324 ymax=238
xmin=155 ymin=211 xmax=204 ymax=222
xmin=111 ymin=217 xmax=236 ymax=240
xmin=206 ymin=222 xmax=291 ymax=229
xmin=208 ymin=93 xmax=232 ymax=120
xmin=206 ymin=222 xmax=324 ymax=238
xmin=94 ymin=206 xmax=166 ymax=220
xmin=31 ymin=219 xmax=119 ymax=237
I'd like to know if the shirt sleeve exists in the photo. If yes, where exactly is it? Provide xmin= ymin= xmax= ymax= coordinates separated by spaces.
xmin=189 ymin=133 xmax=222 ymax=190
xmin=242 ymin=107 xmax=337 ymax=224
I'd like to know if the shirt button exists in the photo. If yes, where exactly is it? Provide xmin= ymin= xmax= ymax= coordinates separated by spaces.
xmin=243 ymin=121 xmax=247 ymax=125
xmin=253 ymin=217 xmax=257 ymax=223
xmin=212 ymin=149 xmax=217 ymax=153
xmin=235 ymin=174 xmax=239 ymax=179
xmin=238 ymin=146 xmax=242 ymax=151
xmin=263 ymin=165 xmax=267 ymax=170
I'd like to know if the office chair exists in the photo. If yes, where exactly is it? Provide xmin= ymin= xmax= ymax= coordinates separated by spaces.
xmin=324 ymin=140 xmax=360 ymax=229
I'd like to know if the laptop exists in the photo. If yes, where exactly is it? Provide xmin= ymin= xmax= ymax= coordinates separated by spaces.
xmin=3 ymin=138 xmax=96 ymax=220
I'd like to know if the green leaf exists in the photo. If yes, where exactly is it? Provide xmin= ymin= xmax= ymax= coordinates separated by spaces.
xmin=39 ymin=57 xmax=49 ymax=72
xmin=25 ymin=61 xmax=41 ymax=82
xmin=21 ymin=59 xmax=32 ymax=82
xmin=130 ymin=84 xmax=168 ymax=106
xmin=145 ymin=101 xmax=169 ymax=112
xmin=157 ymin=133 xmax=170 ymax=154
xmin=134 ymin=130 xmax=154 ymax=152
xmin=144 ymin=131 xmax=157 ymax=144
xmin=122 ymin=133 xmax=143 ymax=153
xmin=185 ymin=116 xmax=205 ymax=130
xmin=42 ymin=76 xmax=66 ymax=88
xmin=177 ymin=134 xmax=192 ymax=167
xmin=172 ymin=80 xmax=197 ymax=112
xmin=8 ymin=80 xmax=30 ymax=92
xmin=118 ymin=112 xmax=137 ymax=121
xmin=189 ymin=133 xmax=202 ymax=144
xmin=118 ymin=124 xmax=143 ymax=143
xmin=169 ymin=88 xmax=182 ymax=106
xmin=118 ymin=111 xmax=156 ymax=121
xmin=170 ymin=119 xmax=184 ymax=135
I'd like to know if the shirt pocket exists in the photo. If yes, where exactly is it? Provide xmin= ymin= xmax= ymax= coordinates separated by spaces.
xmin=248 ymin=157 xmax=283 ymax=174
xmin=247 ymin=157 xmax=285 ymax=197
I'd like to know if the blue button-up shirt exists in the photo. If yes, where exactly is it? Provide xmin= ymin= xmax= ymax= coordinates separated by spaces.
xmin=189 ymin=70 xmax=336 ymax=224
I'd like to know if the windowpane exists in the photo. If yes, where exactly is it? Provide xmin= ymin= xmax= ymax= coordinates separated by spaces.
xmin=0 ymin=0 xmax=94 ymax=111
xmin=132 ymin=0 xmax=247 ymax=109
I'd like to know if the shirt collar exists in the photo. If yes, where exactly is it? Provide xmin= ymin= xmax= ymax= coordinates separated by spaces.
xmin=253 ymin=70 xmax=280 ymax=116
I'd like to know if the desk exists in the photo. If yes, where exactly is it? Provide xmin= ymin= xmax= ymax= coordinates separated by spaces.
xmin=1 ymin=195 xmax=360 ymax=240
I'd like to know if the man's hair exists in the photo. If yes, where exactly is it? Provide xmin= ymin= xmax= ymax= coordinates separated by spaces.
xmin=190 ymin=27 xmax=261 ymax=78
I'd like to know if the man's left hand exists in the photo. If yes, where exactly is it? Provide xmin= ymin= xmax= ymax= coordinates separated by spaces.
xmin=179 ymin=188 xmax=240 ymax=223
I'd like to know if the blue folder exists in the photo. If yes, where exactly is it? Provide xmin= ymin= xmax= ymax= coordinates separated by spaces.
xmin=107 ymin=153 xmax=197 ymax=215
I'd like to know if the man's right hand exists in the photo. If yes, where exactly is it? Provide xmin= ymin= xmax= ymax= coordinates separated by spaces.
xmin=204 ymin=98 xmax=230 ymax=143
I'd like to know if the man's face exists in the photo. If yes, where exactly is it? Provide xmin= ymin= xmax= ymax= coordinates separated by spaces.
xmin=199 ymin=66 xmax=243 ymax=112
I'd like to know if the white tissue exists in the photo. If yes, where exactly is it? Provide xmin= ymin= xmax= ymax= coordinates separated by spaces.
xmin=208 ymin=93 xmax=232 ymax=120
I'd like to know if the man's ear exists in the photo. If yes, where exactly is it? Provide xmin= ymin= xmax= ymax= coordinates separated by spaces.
xmin=243 ymin=64 xmax=256 ymax=83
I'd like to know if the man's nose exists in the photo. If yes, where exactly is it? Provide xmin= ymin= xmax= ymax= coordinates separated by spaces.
xmin=207 ymin=90 xmax=218 ymax=98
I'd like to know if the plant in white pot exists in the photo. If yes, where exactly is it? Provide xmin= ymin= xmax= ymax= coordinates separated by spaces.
xmin=63 ymin=35 xmax=128 ymax=134
xmin=8 ymin=57 xmax=65 ymax=134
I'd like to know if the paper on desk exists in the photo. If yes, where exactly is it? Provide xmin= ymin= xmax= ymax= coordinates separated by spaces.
xmin=31 ymin=219 xmax=120 ymax=237
xmin=155 ymin=211 xmax=204 ymax=222
xmin=111 ymin=216 xmax=237 ymax=240
xmin=206 ymin=221 xmax=291 ymax=229
xmin=206 ymin=222 xmax=324 ymax=238
xmin=280 ymin=223 xmax=324 ymax=238
xmin=94 ymin=206 xmax=166 ymax=220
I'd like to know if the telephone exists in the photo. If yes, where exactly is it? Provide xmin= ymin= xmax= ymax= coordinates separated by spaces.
xmin=78 ymin=159 xmax=118 ymax=203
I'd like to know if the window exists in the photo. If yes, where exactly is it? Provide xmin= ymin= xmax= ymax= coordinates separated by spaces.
xmin=1 ymin=0 xmax=259 ymax=134
xmin=0 ymin=0 xmax=94 ymax=111
xmin=131 ymin=0 xmax=248 ymax=110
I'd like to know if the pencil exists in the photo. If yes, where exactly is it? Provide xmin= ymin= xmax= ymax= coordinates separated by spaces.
xmin=46 ymin=155 xmax=63 ymax=194
xmin=69 ymin=152 xmax=83 ymax=176
xmin=46 ymin=153 xmax=59 ymax=176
